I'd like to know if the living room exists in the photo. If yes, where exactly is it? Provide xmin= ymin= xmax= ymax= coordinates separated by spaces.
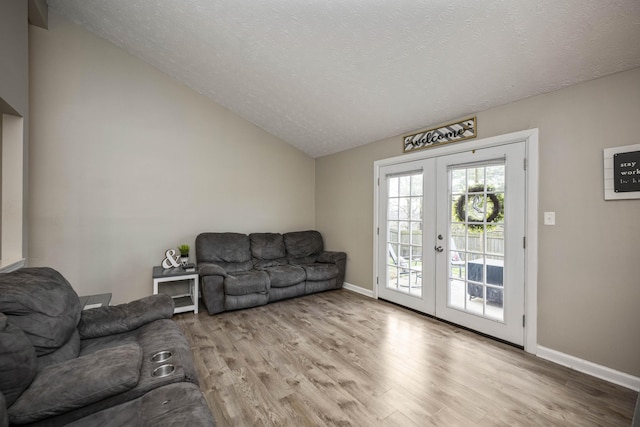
xmin=2 ymin=1 xmax=639 ymax=425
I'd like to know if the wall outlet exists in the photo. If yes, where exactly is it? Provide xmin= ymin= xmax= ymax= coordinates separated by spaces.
xmin=544 ymin=212 xmax=556 ymax=225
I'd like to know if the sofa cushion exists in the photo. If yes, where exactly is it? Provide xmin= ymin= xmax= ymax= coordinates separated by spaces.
xmin=224 ymin=271 xmax=269 ymax=296
xmin=65 ymin=383 xmax=216 ymax=427
xmin=268 ymin=282 xmax=306 ymax=302
xmin=196 ymin=233 xmax=253 ymax=273
xmin=196 ymin=233 xmax=251 ymax=264
xmin=8 ymin=343 xmax=142 ymax=425
xmin=0 ymin=313 xmax=37 ymax=407
xmin=301 ymin=263 xmax=339 ymax=281
xmin=36 ymin=329 xmax=81 ymax=371
xmin=210 ymin=260 xmax=254 ymax=274
xmin=284 ymin=231 xmax=324 ymax=264
xmin=250 ymin=233 xmax=287 ymax=268
xmin=225 ymin=293 xmax=269 ymax=311
xmin=0 ymin=267 xmax=81 ymax=357
xmin=263 ymin=265 xmax=306 ymax=288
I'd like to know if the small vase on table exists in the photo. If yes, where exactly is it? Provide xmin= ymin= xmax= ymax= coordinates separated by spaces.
xmin=178 ymin=244 xmax=190 ymax=269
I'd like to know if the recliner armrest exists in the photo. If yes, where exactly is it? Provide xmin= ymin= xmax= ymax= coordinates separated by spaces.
xmin=8 ymin=344 xmax=142 ymax=425
xmin=78 ymin=294 xmax=174 ymax=339
xmin=197 ymin=262 xmax=228 ymax=277
xmin=317 ymin=251 xmax=347 ymax=264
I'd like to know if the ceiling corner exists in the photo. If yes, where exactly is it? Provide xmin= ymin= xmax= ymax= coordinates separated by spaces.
xmin=28 ymin=0 xmax=48 ymax=29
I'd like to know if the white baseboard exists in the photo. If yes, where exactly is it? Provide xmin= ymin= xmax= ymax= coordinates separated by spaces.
xmin=537 ymin=346 xmax=640 ymax=391
xmin=0 ymin=258 xmax=26 ymax=273
xmin=342 ymin=282 xmax=375 ymax=298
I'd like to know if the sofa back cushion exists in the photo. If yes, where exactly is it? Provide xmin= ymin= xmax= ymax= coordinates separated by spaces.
xmin=0 ymin=267 xmax=81 ymax=358
xmin=284 ymin=231 xmax=324 ymax=265
xmin=0 ymin=313 xmax=37 ymax=407
xmin=250 ymin=233 xmax=287 ymax=269
xmin=196 ymin=233 xmax=253 ymax=273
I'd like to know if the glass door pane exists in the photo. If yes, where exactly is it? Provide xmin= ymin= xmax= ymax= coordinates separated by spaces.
xmin=386 ymin=172 xmax=423 ymax=297
xmin=447 ymin=163 xmax=505 ymax=322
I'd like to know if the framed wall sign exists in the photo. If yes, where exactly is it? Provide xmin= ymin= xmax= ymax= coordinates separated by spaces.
xmin=403 ymin=117 xmax=476 ymax=153
xmin=603 ymin=143 xmax=640 ymax=200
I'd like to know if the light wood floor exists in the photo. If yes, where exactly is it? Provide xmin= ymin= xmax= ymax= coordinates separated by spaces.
xmin=174 ymin=289 xmax=637 ymax=426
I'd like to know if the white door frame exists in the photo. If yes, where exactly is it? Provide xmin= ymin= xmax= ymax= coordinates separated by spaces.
xmin=373 ymin=129 xmax=539 ymax=354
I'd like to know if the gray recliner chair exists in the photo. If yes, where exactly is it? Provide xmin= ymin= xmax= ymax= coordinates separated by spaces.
xmin=0 ymin=267 xmax=215 ymax=427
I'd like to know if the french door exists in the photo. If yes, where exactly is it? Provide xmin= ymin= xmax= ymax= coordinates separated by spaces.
xmin=378 ymin=159 xmax=436 ymax=314
xmin=377 ymin=142 xmax=526 ymax=345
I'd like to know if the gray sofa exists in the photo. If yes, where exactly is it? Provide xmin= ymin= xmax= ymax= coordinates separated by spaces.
xmin=0 ymin=267 xmax=215 ymax=427
xmin=196 ymin=230 xmax=346 ymax=314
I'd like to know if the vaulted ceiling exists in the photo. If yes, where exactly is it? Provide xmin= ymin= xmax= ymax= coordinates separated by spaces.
xmin=47 ymin=0 xmax=640 ymax=158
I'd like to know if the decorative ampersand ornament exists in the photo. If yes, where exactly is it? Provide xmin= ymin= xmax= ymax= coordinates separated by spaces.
xmin=161 ymin=249 xmax=181 ymax=269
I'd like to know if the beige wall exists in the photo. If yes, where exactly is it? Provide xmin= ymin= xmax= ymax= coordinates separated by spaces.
xmin=0 ymin=0 xmax=28 ymax=116
xmin=29 ymin=12 xmax=315 ymax=303
xmin=0 ymin=0 xmax=29 ymax=263
xmin=316 ymin=68 xmax=640 ymax=377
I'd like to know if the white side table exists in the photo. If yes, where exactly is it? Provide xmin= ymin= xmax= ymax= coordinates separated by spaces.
xmin=79 ymin=293 xmax=112 ymax=310
xmin=152 ymin=266 xmax=199 ymax=314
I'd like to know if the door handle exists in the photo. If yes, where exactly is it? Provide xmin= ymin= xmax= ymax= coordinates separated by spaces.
xmin=435 ymin=246 xmax=444 ymax=252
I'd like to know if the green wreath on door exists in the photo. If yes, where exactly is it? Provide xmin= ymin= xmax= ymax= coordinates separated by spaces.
xmin=454 ymin=184 xmax=504 ymax=231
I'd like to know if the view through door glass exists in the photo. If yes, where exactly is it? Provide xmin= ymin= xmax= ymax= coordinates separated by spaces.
xmin=386 ymin=172 xmax=423 ymax=297
xmin=448 ymin=162 xmax=505 ymax=322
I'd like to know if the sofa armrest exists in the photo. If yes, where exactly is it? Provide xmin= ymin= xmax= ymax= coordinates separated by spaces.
xmin=197 ymin=262 xmax=228 ymax=277
xmin=8 ymin=343 xmax=141 ymax=425
xmin=78 ymin=294 xmax=174 ymax=339
xmin=317 ymin=251 xmax=346 ymax=264
xmin=317 ymin=251 xmax=347 ymax=288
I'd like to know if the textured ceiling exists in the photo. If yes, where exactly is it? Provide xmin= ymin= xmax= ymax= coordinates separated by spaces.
xmin=47 ymin=0 xmax=640 ymax=158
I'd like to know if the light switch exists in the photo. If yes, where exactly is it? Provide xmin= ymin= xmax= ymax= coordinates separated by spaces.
xmin=544 ymin=212 xmax=556 ymax=225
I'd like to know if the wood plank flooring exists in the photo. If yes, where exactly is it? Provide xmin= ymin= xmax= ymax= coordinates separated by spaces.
xmin=174 ymin=290 xmax=638 ymax=426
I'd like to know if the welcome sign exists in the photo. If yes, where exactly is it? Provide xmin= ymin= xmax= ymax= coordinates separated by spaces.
xmin=403 ymin=117 xmax=476 ymax=153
